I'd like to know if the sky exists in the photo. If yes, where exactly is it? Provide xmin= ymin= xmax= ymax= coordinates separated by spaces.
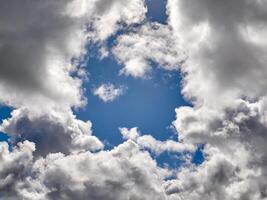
xmin=1 ymin=0 xmax=267 ymax=200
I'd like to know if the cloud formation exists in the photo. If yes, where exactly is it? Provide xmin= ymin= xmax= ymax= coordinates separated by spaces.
xmin=120 ymin=127 xmax=195 ymax=154
xmin=0 ymin=140 xmax=170 ymax=200
xmin=1 ymin=0 xmax=267 ymax=199
xmin=113 ymin=22 xmax=186 ymax=78
xmin=0 ymin=108 xmax=103 ymax=156
xmin=166 ymin=0 xmax=267 ymax=199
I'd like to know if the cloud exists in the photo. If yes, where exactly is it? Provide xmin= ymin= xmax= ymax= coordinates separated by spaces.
xmin=170 ymin=99 xmax=267 ymax=199
xmin=0 ymin=0 xmax=86 ymax=110
xmin=0 ymin=140 xmax=170 ymax=200
xmin=0 ymin=141 xmax=35 ymax=199
xmin=113 ymin=22 xmax=186 ymax=78
xmin=165 ymin=0 xmax=267 ymax=199
xmin=0 ymin=0 xmax=147 ymax=110
xmin=167 ymin=0 xmax=267 ymax=107
xmin=86 ymin=0 xmax=147 ymax=42
xmin=0 ymin=108 xmax=103 ymax=156
xmin=119 ymin=127 xmax=195 ymax=155
xmin=93 ymin=83 xmax=126 ymax=103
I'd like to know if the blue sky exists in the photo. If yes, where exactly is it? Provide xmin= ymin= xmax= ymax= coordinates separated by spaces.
xmin=146 ymin=0 xmax=168 ymax=23
xmin=77 ymin=57 xmax=188 ymax=146
xmin=79 ymin=0 xmax=183 ymax=145
xmin=0 ymin=106 xmax=11 ymax=142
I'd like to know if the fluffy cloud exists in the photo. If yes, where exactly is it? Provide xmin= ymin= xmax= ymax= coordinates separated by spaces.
xmin=0 ymin=141 xmax=36 ymax=199
xmin=0 ymin=108 xmax=103 ymax=156
xmin=169 ymin=99 xmax=267 ymax=200
xmin=166 ymin=0 xmax=267 ymax=199
xmin=167 ymin=0 xmax=267 ymax=107
xmin=85 ymin=0 xmax=147 ymax=41
xmin=93 ymin=83 xmax=126 ymax=103
xmin=0 ymin=0 xmax=147 ymax=109
xmin=120 ymin=127 xmax=195 ymax=154
xmin=0 ymin=141 xmax=169 ymax=200
xmin=113 ymin=22 xmax=186 ymax=77
xmin=0 ymin=0 xmax=86 ymax=110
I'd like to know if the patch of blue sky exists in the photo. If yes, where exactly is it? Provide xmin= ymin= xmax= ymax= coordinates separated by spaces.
xmin=77 ymin=0 xmax=188 ymax=148
xmin=192 ymin=144 xmax=205 ymax=165
xmin=75 ymin=54 xmax=189 ymax=148
xmin=0 ymin=106 xmax=12 ymax=142
xmin=145 ymin=0 xmax=168 ymax=24
xmin=154 ymin=145 xmax=205 ymax=169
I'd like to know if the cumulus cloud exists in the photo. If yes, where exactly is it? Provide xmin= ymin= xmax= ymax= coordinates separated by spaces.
xmin=165 ymin=0 xmax=267 ymax=199
xmin=0 ymin=0 xmax=86 ymax=110
xmin=120 ymin=127 xmax=195 ymax=155
xmin=0 ymin=141 xmax=36 ymax=199
xmin=167 ymin=0 xmax=267 ymax=107
xmin=0 ymin=108 xmax=103 ymax=156
xmin=169 ymin=99 xmax=267 ymax=200
xmin=0 ymin=140 xmax=170 ymax=200
xmin=0 ymin=0 xmax=147 ymax=109
xmin=113 ymin=22 xmax=186 ymax=78
xmin=93 ymin=83 xmax=126 ymax=103
xmin=1 ymin=0 xmax=267 ymax=199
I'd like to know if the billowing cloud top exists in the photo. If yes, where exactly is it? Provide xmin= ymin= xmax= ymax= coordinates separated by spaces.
xmin=1 ymin=0 xmax=267 ymax=200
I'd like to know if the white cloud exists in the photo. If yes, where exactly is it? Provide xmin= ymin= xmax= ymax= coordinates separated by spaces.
xmin=93 ymin=84 xmax=126 ymax=103
xmin=0 ymin=108 xmax=103 ymax=156
xmin=113 ymin=22 xmax=186 ymax=78
xmin=165 ymin=0 xmax=267 ymax=199
xmin=0 ymin=140 xmax=169 ymax=200
xmin=167 ymin=0 xmax=267 ymax=107
xmin=0 ymin=141 xmax=36 ymax=199
xmin=119 ymin=127 xmax=195 ymax=155
xmin=120 ymin=127 xmax=141 ymax=140
xmin=0 ymin=0 xmax=147 ymax=110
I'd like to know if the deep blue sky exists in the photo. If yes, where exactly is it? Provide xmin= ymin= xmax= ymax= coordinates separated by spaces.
xmin=0 ymin=106 xmax=11 ymax=142
xmin=77 ymin=56 xmax=188 ymax=146
xmin=146 ymin=0 xmax=168 ymax=23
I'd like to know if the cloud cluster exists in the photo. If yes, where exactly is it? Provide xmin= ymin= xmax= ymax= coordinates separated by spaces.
xmin=120 ymin=127 xmax=195 ymax=154
xmin=1 ymin=0 xmax=267 ymax=199
xmin=0 ymin=0 xmax=147 ymax=110
xmin=0 ymin=108 xmax=103 ymax=156
xmin=167 ymin=0 xmax=267 ymax=107
xmin=166 ymin=0 xmax=267 ymax=199
xmin=113 ymin=22 xmax=186 ymax=77
xmin=0 ymin=140 xmax=170 ymax=200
